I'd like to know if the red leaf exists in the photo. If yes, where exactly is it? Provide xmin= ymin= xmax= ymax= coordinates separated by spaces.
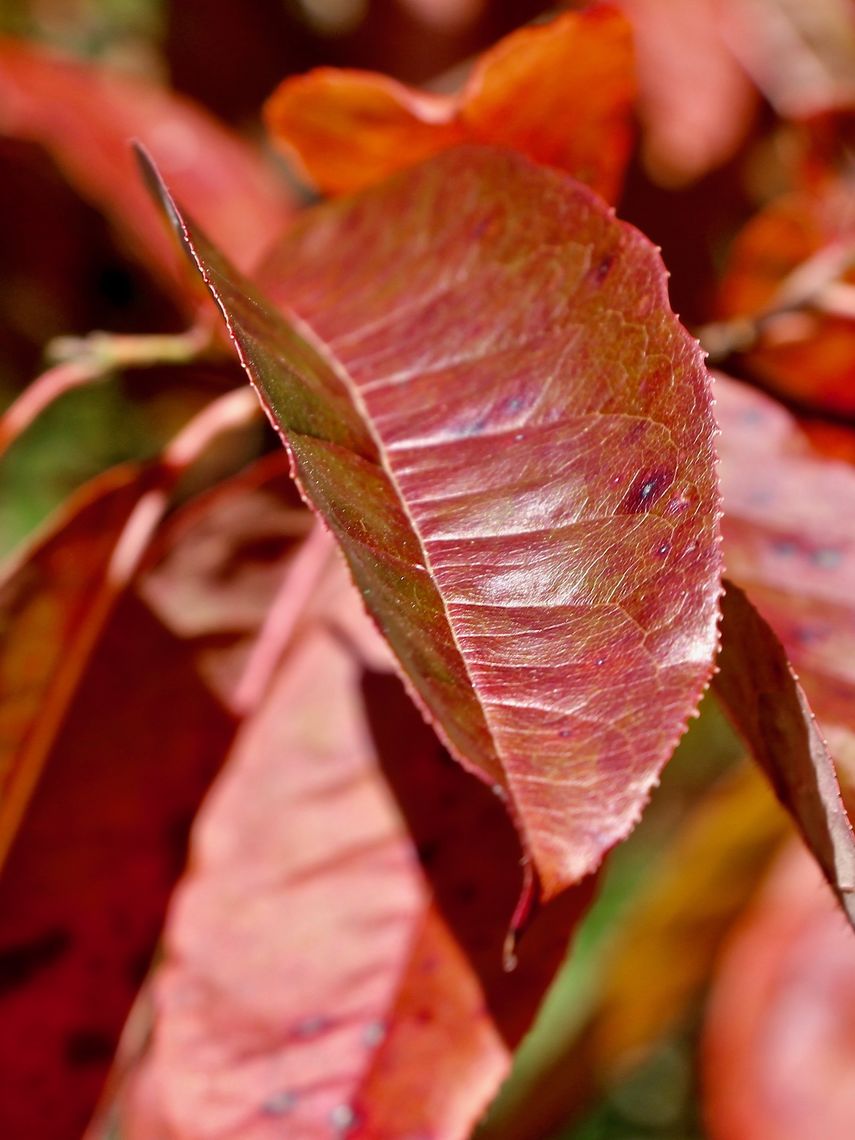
xmin=703 ymin=843 xmax=855 ymax=1140
xmin=713 ymin=582 xmax=855 ymax=928
xmin=114 ymin=587 xmax=592 ymax=1139
xmin=0 ymin=568 xmax=234 ymax=1140
xmin=142 ymin=144 xmax=723 ymax=903
xmin=716 ymin=373 xmax=855 ymax=734
xmin=264 ymin=6 xmax=635 ymax=202
xmin=0 ymin=38 xmax=294 ymax=306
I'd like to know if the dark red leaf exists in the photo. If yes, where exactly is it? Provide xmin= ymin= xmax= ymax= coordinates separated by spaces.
xmin=264 ymin=7 xmax=635 ymax=202
xmin=713 ymin=582 xmax=855 ymax=928
xmin=0 ymin=38 xmax=294 ymax=307
xmin=0 ymin=466 xmax=159 ymax=866
xmin=0 ymin=585 xmax=234 ymax=1140
xmin=142 ymin=144 xmax=723 ymax=903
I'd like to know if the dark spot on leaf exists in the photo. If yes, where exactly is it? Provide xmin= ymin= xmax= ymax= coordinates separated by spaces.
xmin=620 ymin=467 xmax=674 ymax=514
xmin=261 ymin=1090 xmax=297 ymax=1116
xmin=558 ymin=727 xmax=573 ymax=738
xmin=0 ymin=928 xmax=71 ymax=994
xmin=591 ymin=252 xmax=615 ymax=285
xmin=65 ymin=1028 xmax=115 ymax=1067
xmin=417 ymin=839 xmax=440 ymax=866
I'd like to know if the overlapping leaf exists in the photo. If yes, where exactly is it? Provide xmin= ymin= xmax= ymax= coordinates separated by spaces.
xmin=716 ymin=373 xmax=855 ymax=732
xmin=112 ymin=576 xmax=592 ymax=1140
xmin=0 ymin=476 xmax=235 ymax=1140
xmin=703 ymin=843 xmax=855 ymax=1140
xmin=143 ymin=144 xmax=722 ymax=903
xmin=264 ymin=6 xmax=635 ymax=202
xmin=0 ymin=37 xmax=293 ymax=305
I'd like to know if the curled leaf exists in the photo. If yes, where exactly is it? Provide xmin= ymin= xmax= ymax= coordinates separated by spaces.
xmin=264 ymin=6 xmax=635 ymax=202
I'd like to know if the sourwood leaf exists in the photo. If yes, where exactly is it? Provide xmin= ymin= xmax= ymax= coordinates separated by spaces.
xmin=264 ymin=6 xmax=635 ymax=203
xmin=142 ymin=143 xmax=723 ymax=902
xmin=713 ymin=582 xmax=855 ymax=927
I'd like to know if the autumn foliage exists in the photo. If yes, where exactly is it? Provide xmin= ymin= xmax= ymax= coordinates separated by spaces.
xmin=2 ymin=3 xmax=855 ymax=1138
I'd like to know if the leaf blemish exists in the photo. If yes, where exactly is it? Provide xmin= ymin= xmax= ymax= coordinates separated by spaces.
xmin=591 ymin=252 xmax=615 ymax=285
xmin=262 ymin=1090 xmax=297 ymax=1116
xmin=620 ymin=467 xmax=674 ymax=514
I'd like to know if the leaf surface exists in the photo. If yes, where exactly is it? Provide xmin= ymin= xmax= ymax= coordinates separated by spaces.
xmin=713 ymin=582 xmax=855 ymax=927
xmin=143 ymin=144 xmax=723 ymax=901
xmin=0 ymin=37 xmax=293 ymax=305
xmin=114 ymin=583 xmax=592 ymax=1140
xmin=703 ymin=843 xmax=855 ymax=1140
xmin=264 ymin=6 xmax=635 ymax=202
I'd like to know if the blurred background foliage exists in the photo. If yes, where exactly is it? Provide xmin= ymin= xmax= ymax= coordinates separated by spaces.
xmin=0 ymin=4 xmax=802 ymax=1137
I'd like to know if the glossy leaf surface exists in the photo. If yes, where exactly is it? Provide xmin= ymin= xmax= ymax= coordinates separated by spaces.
xmin=144 ymin=144 xmax=722 ymax=901
xmin=0 ymin=37 xmax=293 ymax=304
xmin=264 ymin=6 xmax=635 ymax=202
xmin=703 ymin=843 xmax=855 ymax=1140
xmin=115 ymin=582 xmax=592 ymax=1140
xmin=713 ymin=582 xmax=855 ymax=927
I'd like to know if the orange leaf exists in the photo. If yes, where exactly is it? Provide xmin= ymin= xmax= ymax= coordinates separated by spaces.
xmin=716 ymin=180 xmax=855 ymax=415
xmin=264 ymin=6 xmax=635 ymax=202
